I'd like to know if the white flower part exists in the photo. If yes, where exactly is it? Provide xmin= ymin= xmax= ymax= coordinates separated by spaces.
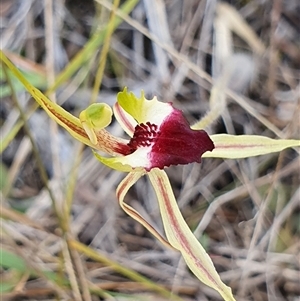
xmin=141 ymin=97 xmax=174 ymax=126
xmin=118 ymin=100 xmax=175 ymax=170
xmin=119 ymin=146 xmax=152 ymax=170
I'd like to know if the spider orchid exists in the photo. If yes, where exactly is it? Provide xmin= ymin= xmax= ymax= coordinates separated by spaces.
xmin=2 ymin=51 xmax=299 ymax=301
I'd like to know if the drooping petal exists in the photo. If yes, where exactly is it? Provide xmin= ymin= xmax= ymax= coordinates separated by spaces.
xmin=117 ymin=88 xmax=215 ymax=170
xmin=116 ymin=171 xmax=173 ymax=249
xmin=148 ymin=169 xmax=236 ymax=301
xmin=202 ymin=134 xmax=300 ymax=159
xmin=0 ymin=52 xmax=130 ymax=156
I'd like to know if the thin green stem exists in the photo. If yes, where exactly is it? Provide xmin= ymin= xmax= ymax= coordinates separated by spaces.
xmin=2 ymin=64 xmax=61 ymax=224
xmin=91 ymin=0 xmax=120 ymax=103
xmin=63 ymin=143 xmax=84 ymax=229
xmin=47 ymin=0 xmax=139 ymax=94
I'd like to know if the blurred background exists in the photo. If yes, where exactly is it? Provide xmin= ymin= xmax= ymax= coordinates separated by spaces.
xmin=1 ymin=0 xmax=299 ymax=300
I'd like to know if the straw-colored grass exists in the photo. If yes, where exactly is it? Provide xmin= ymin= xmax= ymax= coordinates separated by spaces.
xmin=1 ymin=0 xmax=299 ymax=300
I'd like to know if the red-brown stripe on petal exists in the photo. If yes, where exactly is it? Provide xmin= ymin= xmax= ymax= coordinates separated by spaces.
xmin=43 ymin=101 xmax=88 ymax=138
xmin=116 ymin=172 xmax=172 ymax=248
xmin=155 ymin=175 xmax=222 ymax=290
xmin=44 ymin=100 xmax=131 ymax=155
xmin=114 ymin=102 xmax=135 ymax=136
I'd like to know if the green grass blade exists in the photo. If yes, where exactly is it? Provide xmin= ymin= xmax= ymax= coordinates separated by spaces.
xmin=48 ymin=0 xmax=139 ymax=93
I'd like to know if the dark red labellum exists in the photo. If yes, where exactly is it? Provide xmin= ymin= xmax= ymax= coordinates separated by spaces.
xmin=128 ymin=108 xmax=214 ymax=170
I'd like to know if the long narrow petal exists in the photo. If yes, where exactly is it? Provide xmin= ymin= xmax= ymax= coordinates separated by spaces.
xmin=202 ymin=134 xmax=300 ymax=158
xmin=148 ymin=169 xmax=236 ymax=301
xmin=116 ymin=172 xmax=173 ymax=249
xmin=1 ymin=51 xmax=90 ymax=143
xmin=0 ymin=51 xmax=129 ymax=155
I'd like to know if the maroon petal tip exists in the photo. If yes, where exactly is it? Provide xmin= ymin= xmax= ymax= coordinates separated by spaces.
xmin=149 ymin=110 xmax=214 ymax=169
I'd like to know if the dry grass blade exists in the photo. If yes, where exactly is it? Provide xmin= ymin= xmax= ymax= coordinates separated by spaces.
xmin=1 ymin=0 xmax=299 ymax=300
xmin=143 ymin=0 xmax=171 ymax=83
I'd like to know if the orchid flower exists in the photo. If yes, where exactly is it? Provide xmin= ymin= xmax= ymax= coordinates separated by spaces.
xmin=2 ymin=52 xmax=300 ymax=301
